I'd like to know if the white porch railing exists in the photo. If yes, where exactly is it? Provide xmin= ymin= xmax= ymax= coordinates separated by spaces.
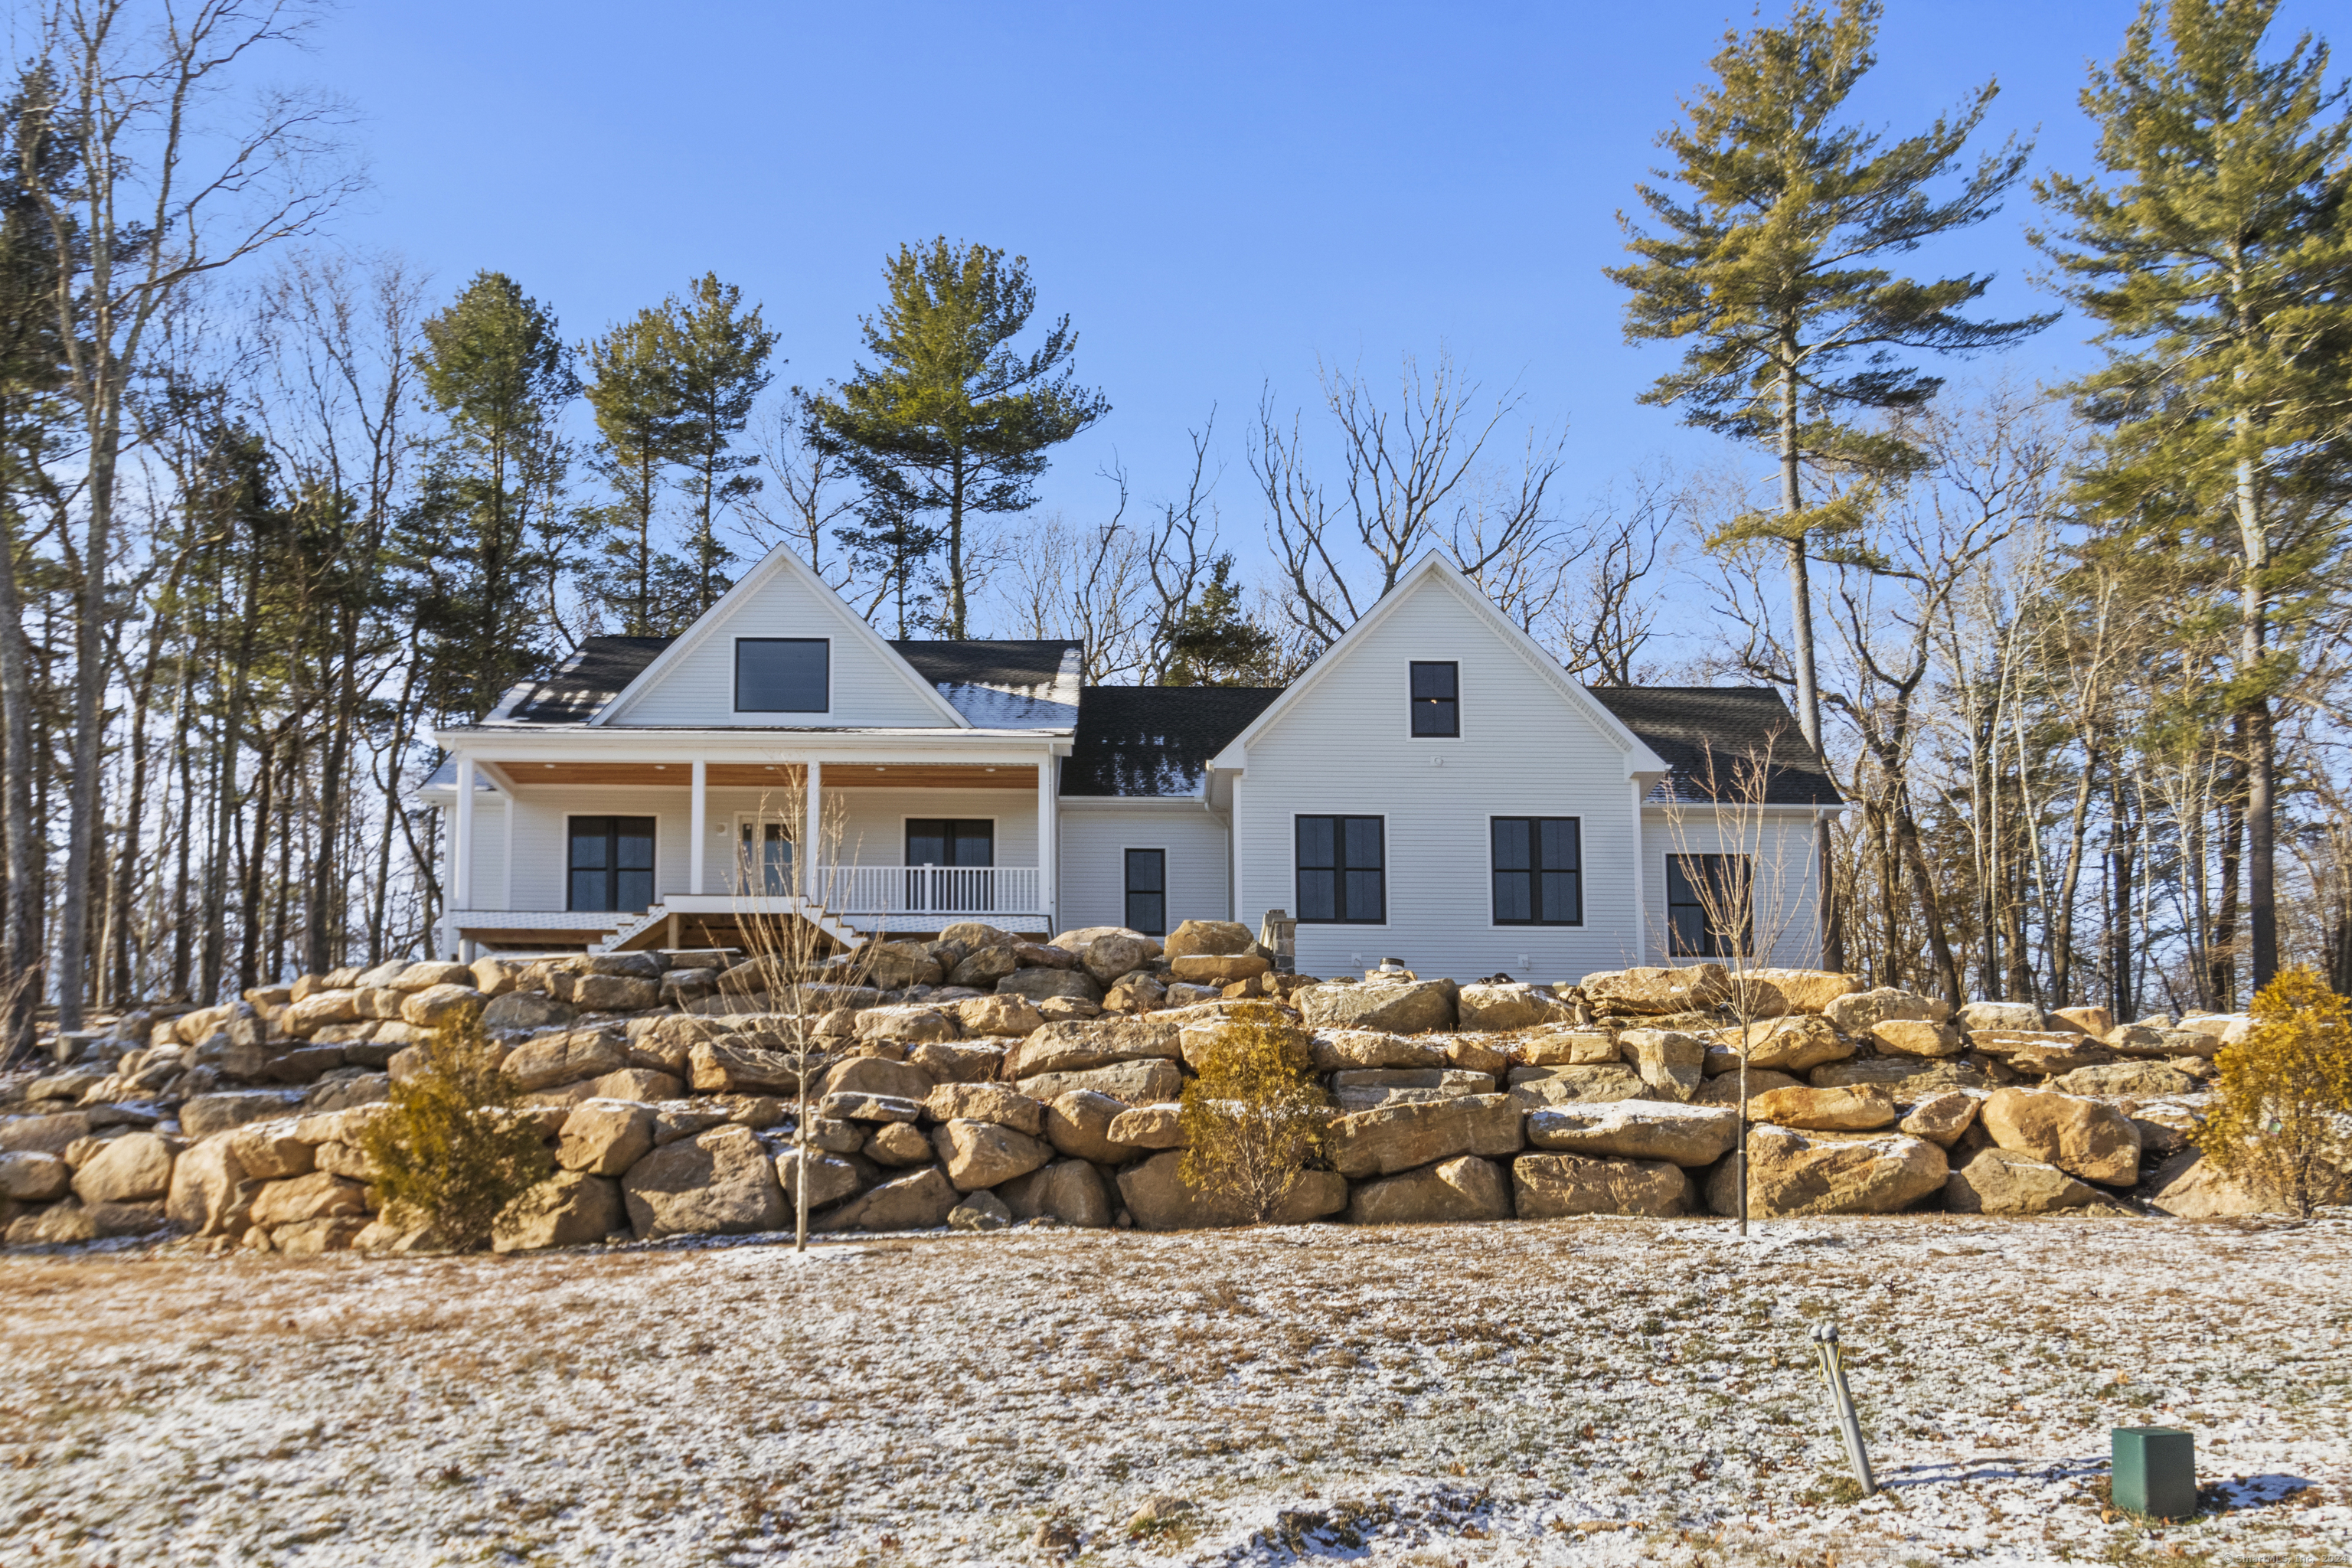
xmin=819 ymin=864 xmax=1044 ymax=918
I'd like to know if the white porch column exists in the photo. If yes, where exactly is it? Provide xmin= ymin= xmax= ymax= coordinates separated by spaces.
xmin=689 ymin=759 xmax=707 ymax=895
xmin=501 ymin=790 xmax=514 ymax=910
xmin=802 ymin=760 xmax=822 ymax=898
xmin=453 ymin=753 xmax=475 ymax=910
xmin=1037 ymin=754 xmax=1057 ymax=932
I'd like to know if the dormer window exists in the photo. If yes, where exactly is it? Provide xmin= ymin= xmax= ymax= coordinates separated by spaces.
xmin=736 ymin=638 xmax=829 ymax=712
xmin=1410 ymin=661 xmax=1459 ymax=737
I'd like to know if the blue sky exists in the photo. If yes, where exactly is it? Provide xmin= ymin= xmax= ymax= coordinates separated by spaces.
xmin=294 ymin=0 xmax=2285 ymax=629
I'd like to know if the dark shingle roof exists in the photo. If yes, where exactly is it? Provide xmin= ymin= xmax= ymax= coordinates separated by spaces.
xmin=1064 ymin=686 xmax=1285 ymax=797
xmin=505 ymin=636 xmax=674 ymax=724
xmin=890 ymin=639 xmax=1078 ymax=691
xmin=1585 ymin=686 xmax=1841 ymax=805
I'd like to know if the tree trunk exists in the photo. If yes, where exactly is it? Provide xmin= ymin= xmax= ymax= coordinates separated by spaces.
xmin=1894 ymin=791 xmax=1961 ymax=1004
xmin=2211 ymin=733 xmax=2244 ymax=1011
xmin=0 ymin=498 xmax=43 ymax=1054
xmin=2234 ymin=441 xmax=2276 ymax=989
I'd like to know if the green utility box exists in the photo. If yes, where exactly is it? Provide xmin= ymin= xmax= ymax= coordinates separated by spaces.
xmin=2112 ymin=1426 xmax=2197 ymax=1521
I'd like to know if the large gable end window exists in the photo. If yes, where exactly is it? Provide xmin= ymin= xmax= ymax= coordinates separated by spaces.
xmin=1493 ymin=817 xmax=1582 ymax=925
xmin=735 ymin=637 xmax=829 ymax=713
xmin=1297 ymin=815 xmax=1384 ymax=924
xmin=1667 ymin=853 xmax=1752 ymax=958
xmin=1410 ymin=661 xmax=1459 ymax=737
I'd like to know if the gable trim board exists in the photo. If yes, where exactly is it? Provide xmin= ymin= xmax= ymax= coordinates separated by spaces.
xmin=590 ymin=545 xmax=972 ymax=730
xmin=1209 ymin=551 xmax=1671 ymax=779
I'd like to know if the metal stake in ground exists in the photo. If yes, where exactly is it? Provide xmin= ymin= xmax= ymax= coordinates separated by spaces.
xmin=1811 ymin=1322 xmax=1876 ymax=1496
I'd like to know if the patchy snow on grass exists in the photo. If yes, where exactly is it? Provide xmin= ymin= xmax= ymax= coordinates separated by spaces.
xmin=1 ymin=1214 xmax=2347 ymax=1566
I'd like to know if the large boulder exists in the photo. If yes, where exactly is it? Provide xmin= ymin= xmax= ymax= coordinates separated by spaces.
xmin=1958 ymin=1001 xmax=2044 ymax=1034
xmin=1298 ymin=979 xmax=1458 ymax=1035
xmin=932 ymin=1119 xmax=1054 ymax=1191
xmin=817 ymin=1092 xmax=923 ymax=1125
xmin=946 ymin=946 xmax=1020 ymax=991
xmin=817 ymin=1166 xmax=960 ymax=1231
xmin=1618 ymin=1029 xmax=1706 ymax=1102
xmin=1731 ymin=969 xmax=1858 ymax=1018
xmin=506 ymin=1030 xmax=626 ymax=1092
xmin=250 ymin=1171 xmax=368 ymax=1227
xmin=864 ymin=1122 xmax=934 ymax=1167
xmin=1106 ymin=1102 xmax=1184 ymax=1150
xmin=2142 ymin=1149 xmax=2289 ymax=1218
xmin=0 ymin=1151 xmax=70 ymax=1203
xmin=557 ymin=1101 xmax=656 ymax=1175
xmin=1506 ymin=1064 xmax=1646 ymax=1109
xmin=1978 ymin=1088 xmax=2141 ymax=1186
xmin=1512 ymin=1152 xmax=1687 ymax=1217
xmin=226 ymin=1122 xmax=315 ymax=1181
xmin=1517 ymin=1028 xmax=1619 ymax=1066
xmin=1016 ymin=1058 xmax=1183 ymax=1105
xmin=0 ymin=1111 xmax=93 ymax=1155
xmin=1167 ymin=953 xmax=1270 ymax=986
xmin=400 ymin=984 xmax=487 ymax=1030
xmin=1082 ymin=933 xmax=1159 ymax=985
xmin=907 ymin=1041 xmax=1006 ymax=1084
xmin=1304 ymin=1030 xmax=1449 ymax=1073
xmin=69 ymin=1132 xmax=175 ymax=1204
xmin=1809 ymin=1058 xmax=1988 ymax=1096
xmin=1054 ymin=926 xmax=1159 ymax=956
xmin=1710 ymin=1014 xmax=1854 ymax=1073
xmin=1162 ymin=920 xmax=1254 ymax=959
xmin=777 ymin=1148 xmax=862 ymax=1210
xmin=1003 ymin=1017 xmax=1181 ymax=1079
xmin=861 ymin=941 xmax=945 ymax=991
xmin=1455 ymin=982 xmax=1579 ymax=1033
xmin=1944 ymin=1148 xmax=2100 ymax=1216
xmin=1116 ymin=1151 xmax=1347 ymax=1230
xmin=180 ymin=1093 xmax=303 ymax=1141
xmin=1524 ymin=1101 xmax=1739 ymax=1167
xmin=1869 ymin=1019 xmax=1967 ymax=1059
xmin=1327 ymin=1094 xmax=1520 ymax=1179
xmin=956 ymin=994 xmax=1044 ymax=1038
xmin=1707 ymin=1128 xmax=1946 ymax=1217
xmin=571 ymin=974 xmax=659 ymax=1012
xmin=2048 ymin=1061 xmax=2199 ymax=1099
xmin=1040 ymin=1089 xmax=1134 ymax=1165
xmin=687 ymin=1040 xmax=805 ymax=1096
xmin=394 ymin=960 xmax=475 ymax=991
xmin=1345 ymin=1155 xmax=1511 ymax=1223
xmin=1579 ymin=965 xmax=1729 ymax=1017
xmin=998 ymin=1158 xmax=1112 ymax=1227
xmin=492 ymin=1171 xmax=624 ymax=1252
xmin=165 ymin=1138 xmax=256 ymax=1236
xmin=996 ymin=967 xmax=1106 ymax=1006
xmin=1746 ymin=1084 xmax=1898 ymax=1132
xmin=854 ymin=1006 xmax=959 ymax=1046
xmin=1898 ymin=1090 xmax=1982 ymax=1147
xmin=923 ymin=1082 xmax=1045 ymax=1135
xmin=1824 ymin=987 xmax=1950 ymax=1034
xmin=820 ymin=1056 xmax=935 ymax=1102
xmin=1691 ymin=1067 xmax=1803 ymax=1106
xmin=622 ymin=1125 xmax=786 ymax=1239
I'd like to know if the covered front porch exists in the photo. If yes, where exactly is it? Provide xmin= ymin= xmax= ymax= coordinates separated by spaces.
xmin=430 ymin=745 xmax=1064 ymax=957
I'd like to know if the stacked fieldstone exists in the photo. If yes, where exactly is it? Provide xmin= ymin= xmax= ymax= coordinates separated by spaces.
xmin=0 ymin=929 xmax=2295 ymax=1250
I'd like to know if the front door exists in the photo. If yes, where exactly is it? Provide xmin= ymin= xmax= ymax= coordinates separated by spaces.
xmin=736 ymin=815 xmax=795 ymax=896
xmin=905 ymin=818 xmax=994 ymax=913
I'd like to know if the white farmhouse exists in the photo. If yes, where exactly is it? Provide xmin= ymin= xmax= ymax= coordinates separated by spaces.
xmin=419 ymin=547 xmax=1839 ymax=979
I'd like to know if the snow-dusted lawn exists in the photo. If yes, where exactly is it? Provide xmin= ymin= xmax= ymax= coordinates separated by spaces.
xmin=2 ymin=1216 xmax=2347 ymax=1567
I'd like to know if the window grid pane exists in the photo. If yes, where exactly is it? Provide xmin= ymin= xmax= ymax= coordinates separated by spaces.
xmin=1297 ymin=815 xmax=1383 ymax=924
xmin=1409 ymin=662 xmax=1459 ymax=737
xmin=1491 ymin=816 xmax=1580 ymax=926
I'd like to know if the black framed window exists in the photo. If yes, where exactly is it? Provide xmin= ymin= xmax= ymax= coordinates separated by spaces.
xmin=1667 ymin=853 xmax=1752 ymax=957
xmin=1297 ymin=815 xmax=1385 ymax=923
xmin=1124 ymin=849 xmax=1166 ymax=936
xmin=1410 ymin=661 xmax=1459 ymax=737
xmin=905 ymin=819 xmax=994 ymax=867
xmin=734 ymin=637 xmax=829 ymax=712
xmin=1492 ymin=817 xmax=1583 ymax=925
xmin=568 ymin=816 xmax=655 ymax=912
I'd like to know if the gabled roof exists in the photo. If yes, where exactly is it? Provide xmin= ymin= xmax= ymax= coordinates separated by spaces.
xmin=1063 ymin=686 xmax=1285 ymax=798
xmin=892 ymin=640 xmax=1083 ymax=729
xmin=593 ymin=545 xmax=972 ymax=728
xmin=1207 ymin=550 xmax=1671 ymax=776
xmin=1587 ymin=686 xmax=1841 ymax=805
xmin=498 ymin=636 xmax=675 ymax=724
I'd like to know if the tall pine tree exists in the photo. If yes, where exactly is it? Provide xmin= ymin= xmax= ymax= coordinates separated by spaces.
xmin=1606 ymin=0 xmax=2050 ymax=975
xmin=2034 ymin=0 xmax=2352 ymax=991
xmin=809 ymin=240 xmax=1108 ymax=636
xmin=668 ymin=273 xmax=778 ymax=616
xmin=580 ymin=302 xmax=690 ymax=634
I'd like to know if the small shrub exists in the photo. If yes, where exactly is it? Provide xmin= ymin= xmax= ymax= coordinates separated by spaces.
xmin=355 ymin=1020 xmax=553 ymax=1249
xmin=1178 ymin=1001 xmax=1331 ymax=1224
xmin=2197 ymin=966 xmax=2352 ymax=1218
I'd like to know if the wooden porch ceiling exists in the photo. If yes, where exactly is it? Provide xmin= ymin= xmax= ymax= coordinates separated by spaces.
xmin=489 ymin=762 xmax=1040 ymax=789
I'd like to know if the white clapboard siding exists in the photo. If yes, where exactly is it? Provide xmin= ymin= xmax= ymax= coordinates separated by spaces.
xmin=1059 ymin=800 xmax=1231 ymax=936
xmin=1228 ymin=572 xmax=1651 ymax=985
xmin=601 ymin=559 xmax=953 ymax=729
xmin=1638 ymin=807 xmax=1824 ymax=969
